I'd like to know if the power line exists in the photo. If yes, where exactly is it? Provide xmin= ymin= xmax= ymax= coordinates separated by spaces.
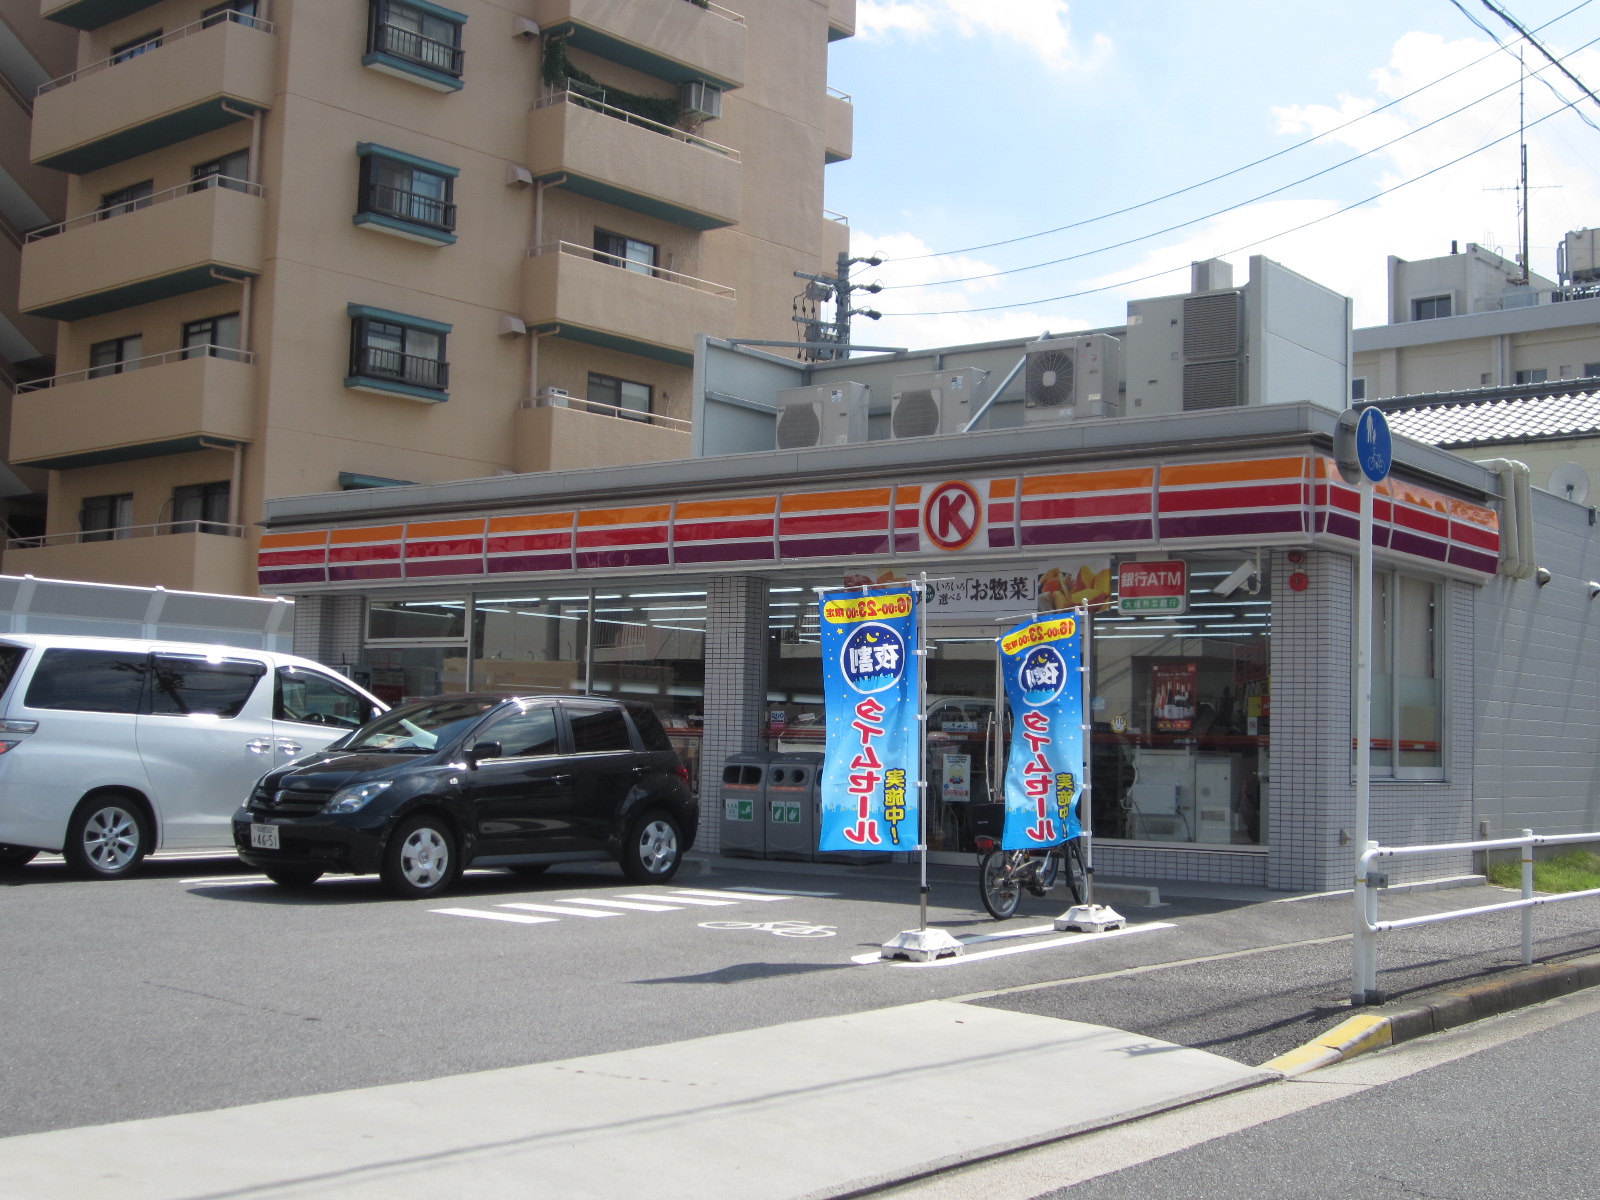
xmin=876 ymin=33 xmax=1600 ymax=292
xmin=1478 ymin=0 xmax=1600 ymax=115
xmin=879 ymin=89 xmax=1585 ymax=317
xmin=882 ymin=0 xmax=1594 ymax=263
xmin=1448 ymin=0 xmax=1600 ymax=130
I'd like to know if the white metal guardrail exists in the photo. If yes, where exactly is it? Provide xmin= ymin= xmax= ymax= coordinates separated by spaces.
xmin=37 ymin=10 xmax=275 ymax=95
xmin=26 ymin=177 xmax=263 ymax=242
xmin=17 ymin=345 xmax=252 ymax=392
xmin=1353 ymin=830 xmax=1600 ymax=1004
xmin=533 ymin=87 xmax=740 ymax=160
xmin=8 ymin=521 xmax=247 ymax=551
xmin=518 ymin=393 xmax=691 ymax=433
xmin=526 ymin=240 xmax=736 ymax=298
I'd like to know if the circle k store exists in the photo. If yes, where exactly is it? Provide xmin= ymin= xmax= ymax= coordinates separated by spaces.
xmin=257 ymin=399 xmax=1514 ymax=894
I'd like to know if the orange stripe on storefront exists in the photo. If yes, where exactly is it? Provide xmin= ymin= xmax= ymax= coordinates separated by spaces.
xmin=1161 ymin=457 xmax=1308 ymax=487
xmin=490 ymin=512 xmax=573 ymax=535
xmin=261 ymin=530 xmax=327 ymax=550
xmin=330 ymin=525 xmax=403 ymax=546
xmin=1022 ymin=467 xmax=1155 ymax=496
xmin=674 ymin=496 xmax=776 ymax=521
xmin=781 ymin=488 xmax=893 ymax=513
xmin=407 ymin=519 xmax=485 ymax=541
xmin=578 ymin=505 xmax=673 ymax=529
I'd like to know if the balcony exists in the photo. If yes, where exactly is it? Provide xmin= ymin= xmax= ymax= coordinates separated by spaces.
xmin=42 ymin=0 xmax=163 ymax=31
xmin=529 ymin=89 xmax=741 ymax=231
xmin=522 ymin=240 xmax=736 ymax=367
xmin=4 ymin=525 xmax=253 ymax=594
xmin=32 ymin=13 xmax=275 ymax=174
xmin=513 ymin=396 xmax=690 ymax=473
xmin=12 ymin=348 xmax=255 ymax=469
xmin=828 ymin=0 xmax=855 ymax=40
xmin=824 ymin=87 xmax=852 ymax=163
xmin=528 ymin=0 xmax=746 ymax=90
xmin=20 ymin=179 xmax=264 ymax=321
xmin=821 ymin=210 xmax=849 ymax=272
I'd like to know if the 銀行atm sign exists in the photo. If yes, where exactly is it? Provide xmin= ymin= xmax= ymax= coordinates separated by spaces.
xmin=1117 ymin=560 xmax=1188 ymax=615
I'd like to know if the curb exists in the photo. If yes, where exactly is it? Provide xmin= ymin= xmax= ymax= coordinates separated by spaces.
xmin=1262 ymin=949 xmax=1600 ymax=1077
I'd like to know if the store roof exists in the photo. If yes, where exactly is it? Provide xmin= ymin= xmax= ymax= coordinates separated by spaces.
xmin=1383 ymin=390 xmax=1600 ymax=448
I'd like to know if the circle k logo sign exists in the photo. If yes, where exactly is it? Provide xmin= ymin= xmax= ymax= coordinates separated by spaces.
xmin=923 ymin=480 xmax=983 ymax=551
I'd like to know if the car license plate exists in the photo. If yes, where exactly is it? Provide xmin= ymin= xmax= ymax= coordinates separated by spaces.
xmin=250 ymin=823 xmax=280 ymax=851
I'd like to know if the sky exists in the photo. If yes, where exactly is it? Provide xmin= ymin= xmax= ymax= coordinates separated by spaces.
xmin=821 ymin=0 xmax=1600 ymax=350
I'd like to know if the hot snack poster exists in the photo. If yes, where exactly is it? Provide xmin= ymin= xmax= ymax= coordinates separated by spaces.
xmin=818 ymin=586 xmax=920 ymax=851
xmin=999 ymin=615 xmax=1086 ymax=849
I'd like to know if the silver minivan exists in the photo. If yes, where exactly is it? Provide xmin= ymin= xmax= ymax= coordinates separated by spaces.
xmin=0 ymin=635 xmax=384 ymax=878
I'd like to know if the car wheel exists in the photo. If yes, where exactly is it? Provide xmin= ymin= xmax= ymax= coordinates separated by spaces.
xmin=381 ymin=815 xmax=458 ymax=899
xmin=0 ymin=844 xmax=38 ymax=869
xmin=621 ymin=810 xmax=682 ymax=884
xmin=64 ymin=798 xmax=149 ymax=880
xmin=264 ymin=868 xmax=323 ymax=889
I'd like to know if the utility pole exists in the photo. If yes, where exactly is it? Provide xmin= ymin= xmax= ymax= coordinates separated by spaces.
xmin=792 ymin=254 xmax=883 ymax=362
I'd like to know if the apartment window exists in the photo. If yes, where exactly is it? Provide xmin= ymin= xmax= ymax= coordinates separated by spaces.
xmin=1514 ymin=368 xmax=1548 ymax=385
xmin=191 ymin=150 xmax=251 ymax=194
xmin=170 ymin=481 xmax=232 ymax=535
xmin=1358 ymin=572 xmax=1444 ymax=780
xmin=110 ymin=31 xmax=161 ymax=64
xmin=365 ymin=0 xmax=465 ymax=86
xmin=80 ymin=493 xmax=134 ymax=542
xmin=201 ymin=0 xmax=263 ymax=29
xmin=1412 ymin=295 xmax=1452 ymax=321
xmin=594 ymin=230 xmax=658 ymax=276
xmin=587 ymin=372 xmax=651 ymax=421
xmin=99 ymin=181 xmax=152 ymax=220
xmin=182 ymin=314 xmax=242 ymax=361
xmin=88 ymin=335 xmax=143 ymax=379
xmin=1350 ymin=377 xmax=1367 ymax=402
xmin=356 ymin=146 xmax=457 ymax=240
xmin=347 ymin=305 xmax=450 ymax=399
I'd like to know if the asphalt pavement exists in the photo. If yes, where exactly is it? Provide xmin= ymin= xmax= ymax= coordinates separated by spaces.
xmin=3 ymin=850 xmax=1599 ymax=1199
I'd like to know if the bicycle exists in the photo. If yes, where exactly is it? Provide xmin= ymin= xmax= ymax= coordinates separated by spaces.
xmin=974 ymin=834 xmax=1087 ymax=920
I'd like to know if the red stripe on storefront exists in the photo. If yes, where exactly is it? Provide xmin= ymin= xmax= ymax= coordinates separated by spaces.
xmin=576 ymin=525 xmax=670 ymax=548
xmin=1020 ymin=493 xmax=1151 ymax=522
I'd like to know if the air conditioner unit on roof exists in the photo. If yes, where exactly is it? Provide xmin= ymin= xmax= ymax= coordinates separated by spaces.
xmin=1023 ymin=334 xmax=1122 ymax=422
xmin=889 ymin=368 xmax=983 ymax=438
xmin=775 ymin=382 xmax=869 ymax=449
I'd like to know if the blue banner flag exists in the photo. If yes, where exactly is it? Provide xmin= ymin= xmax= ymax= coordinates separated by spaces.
xmin=998 ymin=614 xmax=1086 ymax=849
xmin=818 ymin=585 xmax=920 ymax=851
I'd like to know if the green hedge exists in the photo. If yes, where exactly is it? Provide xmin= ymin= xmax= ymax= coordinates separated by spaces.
xmin=543 ymin=34 xmax=680 ymax=128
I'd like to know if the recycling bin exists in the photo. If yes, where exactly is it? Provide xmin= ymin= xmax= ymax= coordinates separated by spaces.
xmin=719 ymin=751 xmax=777 ymax=858
xmin=766 ymin=751 xmax=823 ymax=861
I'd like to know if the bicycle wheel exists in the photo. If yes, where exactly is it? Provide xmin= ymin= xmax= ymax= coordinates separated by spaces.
xmin=1062 ymin=839 xmax=1087 ymax=906
xmin=1036 ymin=848 xmax=1061 ymax=890
xmin=979 ymin=849 xmax=1023 ymax=920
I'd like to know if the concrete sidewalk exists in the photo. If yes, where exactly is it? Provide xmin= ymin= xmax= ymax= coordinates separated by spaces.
xmin=4 ymin=1000 xmax=1272 ymax=1200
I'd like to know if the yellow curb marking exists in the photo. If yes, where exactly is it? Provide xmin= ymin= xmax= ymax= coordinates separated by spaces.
xmin=1262 ymin=1013 xmax=1393 ymax=1077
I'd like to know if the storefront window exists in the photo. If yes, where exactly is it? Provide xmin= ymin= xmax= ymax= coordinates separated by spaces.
xmin=359 ymin=646 xmax=467 ymax=705
xmin=367 ymin=598 xmax=466 ymax=641
xmin=588 ymin=587 xmax=707 ymax=789
xmin=1361 ymin=572 xmax=1442 ymax=779
xmin=470 ymin=594 xmax=589 ymax=695
xmin=1090 ymin=558 xmax=1271 ymax=847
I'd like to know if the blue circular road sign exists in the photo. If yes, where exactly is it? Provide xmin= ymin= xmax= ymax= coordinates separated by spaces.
xmin=1356 ymin=407 xmax=1392 ymax=483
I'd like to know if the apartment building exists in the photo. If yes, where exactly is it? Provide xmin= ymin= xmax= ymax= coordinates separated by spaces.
xmin=5 ymin=0 xmax=856 ymax=594
xmin=0 ymin=1 xmax=74 ymax=541
xmin=1353 ymin=237 xmax=1600 ymax=401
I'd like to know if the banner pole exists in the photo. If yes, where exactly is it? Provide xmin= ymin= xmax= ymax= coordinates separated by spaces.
xmin=917 ymin=570 xmax=930 ymax=934
xmin=1080 ymin=604 xmax=1094 ymax=908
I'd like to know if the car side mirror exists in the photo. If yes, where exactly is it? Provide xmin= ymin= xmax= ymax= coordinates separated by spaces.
xmin=465 ymin=741 xmax=501 ymax=768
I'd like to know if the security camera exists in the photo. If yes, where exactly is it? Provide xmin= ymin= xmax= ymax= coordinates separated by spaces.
xmin=1213 ymin=560 xmax=1258 ymax=597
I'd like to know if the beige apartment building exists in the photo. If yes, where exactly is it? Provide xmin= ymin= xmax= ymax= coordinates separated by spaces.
xmin=3 ymin=0 xmax=855 ymax=594
xmin=0 ymin=1 xmax=73 ymax=541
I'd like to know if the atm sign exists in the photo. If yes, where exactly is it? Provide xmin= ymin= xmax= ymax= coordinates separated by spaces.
xmin=1117 ymin=560 xmax=1188 ymax=615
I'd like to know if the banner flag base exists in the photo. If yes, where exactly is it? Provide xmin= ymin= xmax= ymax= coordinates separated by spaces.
xmin=1055 ymin=904 xmax=1125 ymax=934
xmin=881 ymin=927 xmax=965 ymax=962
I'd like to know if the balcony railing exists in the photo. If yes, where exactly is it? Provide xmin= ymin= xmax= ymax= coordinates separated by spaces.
xmin=16 ymin=345 xmax=253 ymax=393
xmin=370 ymin=21 xmax=463 ymax=78
xmin=827 ymin=86 xmax=852 ymax=101
xmin=26 ymin=177 xmax=263 ymax=242
xmin=519 ymin=393 xmax=692 ymax=432
xmin=361 ymin=182 xmax=455 ymax=232
xmin=8 ymin=520 xmax=246 ymax=550
xmin=533 ymin=87 xmax=740 ymax=160
xmin=526 ymin=240 xmax=736 ymax=298
xmin=351 ymin=345 xmax=449 ymax=391
xmin=37 ymin=10 xmax=275 ymax=96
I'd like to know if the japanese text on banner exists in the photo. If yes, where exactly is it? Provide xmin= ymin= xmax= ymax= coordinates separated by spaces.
xmin=818 ymin=585 xmax=920 ymax=852
xmin=998 ymin=614 xmax=1086 ymax=849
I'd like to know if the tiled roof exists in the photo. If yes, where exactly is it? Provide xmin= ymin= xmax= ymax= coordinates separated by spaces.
xmin=1384 ymin=390 xmax=1600 ymax=447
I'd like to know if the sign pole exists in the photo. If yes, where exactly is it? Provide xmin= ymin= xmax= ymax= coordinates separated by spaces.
xmin=1057 ymin=604 xmax=1123 ymax=932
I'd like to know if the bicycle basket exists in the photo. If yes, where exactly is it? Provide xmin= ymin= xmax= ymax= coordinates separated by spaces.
xmin=968 ymin=802 xmax=1006 ymax=840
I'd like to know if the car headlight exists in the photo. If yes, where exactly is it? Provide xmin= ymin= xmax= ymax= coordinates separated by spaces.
xmin=323 ymin=780 xmax=394 ymax=814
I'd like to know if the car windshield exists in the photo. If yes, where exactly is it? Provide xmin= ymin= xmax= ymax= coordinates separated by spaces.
xmin=338 ymin=696 xmax=501 ymax=753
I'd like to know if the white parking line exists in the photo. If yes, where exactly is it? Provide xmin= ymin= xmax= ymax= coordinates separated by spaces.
xmin=181 ymin=875 xmax=269 ymax=884
xmin=498 ymin=903 xmax=621 ymax=918
xmin=711 ymin=886 xmax=838 ymax=899
xmin=559 ymin=898 xmax=682 ymax=912
xmin=431 ymin=908 xmax=557 ymax=925
xmin=621 ymin=893 xmax=739 ymax=906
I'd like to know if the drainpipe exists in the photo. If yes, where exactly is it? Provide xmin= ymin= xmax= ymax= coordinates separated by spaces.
xmin=1475 ymin=458 xmax=1535 ymax=579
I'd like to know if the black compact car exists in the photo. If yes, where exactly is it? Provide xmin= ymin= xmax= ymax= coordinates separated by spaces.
xmin=233 ymin=693 xmax=697 ymax=899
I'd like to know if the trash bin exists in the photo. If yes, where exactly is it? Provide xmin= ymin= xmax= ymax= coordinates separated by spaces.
xmin=719 ymin=751 xmax=777 ymax=859
xmin=766 ymin=751 xmax=823 ymax=861
xmin=792 ymin=750 xmax=879 ymax=866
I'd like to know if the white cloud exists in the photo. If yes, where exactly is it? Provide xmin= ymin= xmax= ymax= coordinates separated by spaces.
xmin=858 ymin=0 xmax=1109 ymax=72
